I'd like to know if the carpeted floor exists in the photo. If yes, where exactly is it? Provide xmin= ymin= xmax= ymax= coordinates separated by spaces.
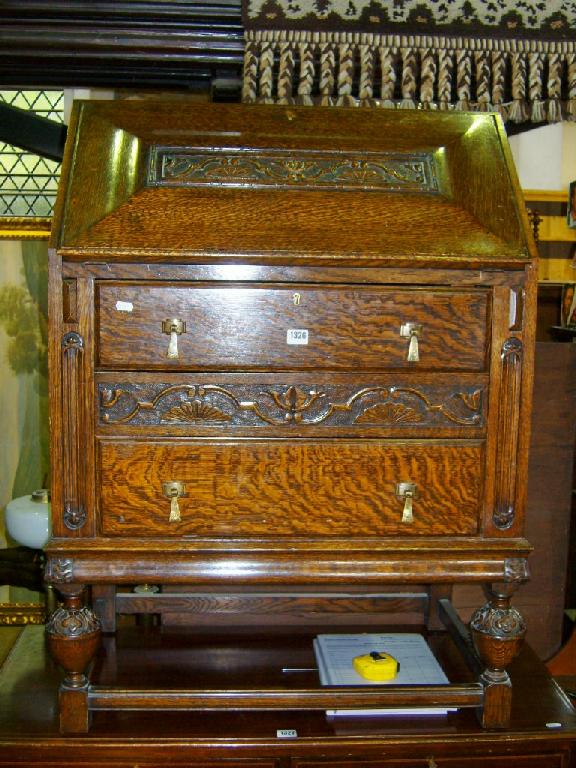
xmin=0 ymin=626 xmax=24 ymax=668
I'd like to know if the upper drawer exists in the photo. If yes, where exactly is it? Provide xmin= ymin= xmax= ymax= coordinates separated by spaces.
xmin=96 ymin=285 xmax=489 ymax=371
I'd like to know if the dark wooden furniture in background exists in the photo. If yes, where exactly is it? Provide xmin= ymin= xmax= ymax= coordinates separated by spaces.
xmin=0 ymin=1 xmax=244 ymax=94
xmin=46 ymin=102 xmax=538 ymax=735
xmin=452 ymin=341 xmax=576 ymax=660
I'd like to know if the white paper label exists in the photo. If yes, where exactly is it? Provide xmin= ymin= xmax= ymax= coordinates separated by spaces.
xmin=509 ymin=288 xmax=517 ymax=328
xmin=115 ymin=300 xmax=133 ymax=312
xmin=286 ymin=329 xmax=309 ymax=345
xmin=276 ymin=729 xmax=298 ymax=738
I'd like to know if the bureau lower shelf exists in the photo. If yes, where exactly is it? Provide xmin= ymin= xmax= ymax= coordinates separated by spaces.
xmin=2 ymin=624 xmax=575 ymax=768
xmin=46 ymin=594 xmax=520 ymax=733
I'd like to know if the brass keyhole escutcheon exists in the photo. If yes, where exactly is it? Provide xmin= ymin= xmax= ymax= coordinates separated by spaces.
xmin=293 ymin=292 xmax=301 ymax=306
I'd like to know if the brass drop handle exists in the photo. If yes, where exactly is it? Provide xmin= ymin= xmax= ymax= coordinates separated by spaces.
xmin=162 ymin=481 xmax=186 ymax=523
xmin=162 ymin=318 xmax=186 ymax=359
xmin=400 ymin=322 xmax=423 ymax=362
xmin=395 ymin=482 xmax=418 ymax=524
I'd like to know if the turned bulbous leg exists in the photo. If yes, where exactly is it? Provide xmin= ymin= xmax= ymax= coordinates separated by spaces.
xmin=470 ymin=590 xmax=526 ymax=729
xmin=45 ymin=586 xmax=101 ymax=733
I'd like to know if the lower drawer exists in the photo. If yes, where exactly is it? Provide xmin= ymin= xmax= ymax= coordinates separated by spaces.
xmin=98 ymin=439 xmax=482 ymax=537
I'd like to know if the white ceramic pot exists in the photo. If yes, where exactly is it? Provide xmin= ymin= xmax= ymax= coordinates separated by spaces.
xmin=5 ymin=490 xmax=51 ymax=549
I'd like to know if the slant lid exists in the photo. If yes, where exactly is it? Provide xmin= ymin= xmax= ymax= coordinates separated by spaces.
xmin=52 ymin=101 xmax=534 ymax=268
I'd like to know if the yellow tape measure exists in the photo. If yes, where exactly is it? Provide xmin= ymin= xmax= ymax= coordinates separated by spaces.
xmin=353 ymin=651 xmax=399 ymax=681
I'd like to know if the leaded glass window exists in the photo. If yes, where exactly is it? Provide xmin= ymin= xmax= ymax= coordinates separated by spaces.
xmin=0 ymin=90 xmax=64 ymax=218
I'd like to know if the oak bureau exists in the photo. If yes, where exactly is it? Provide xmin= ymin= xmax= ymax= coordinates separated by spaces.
xmin=44 ymin=101 xmax=538 ymax=735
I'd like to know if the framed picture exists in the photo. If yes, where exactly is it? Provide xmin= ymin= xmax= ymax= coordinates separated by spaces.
xmin=561 ymin=283 xmax=576 ymax=327
xmin=568 ymin=181 xmax=576 ymax=229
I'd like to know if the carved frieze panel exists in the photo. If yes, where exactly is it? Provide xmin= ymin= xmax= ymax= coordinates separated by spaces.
xmin=148 ymin=147 xmax=439 ymax=194
xmin=98 ymin=381 xmax=484 ymax=429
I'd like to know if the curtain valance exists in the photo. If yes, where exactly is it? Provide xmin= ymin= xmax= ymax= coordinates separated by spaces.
xmin=242 ymin=1 xmax=576 ymax=123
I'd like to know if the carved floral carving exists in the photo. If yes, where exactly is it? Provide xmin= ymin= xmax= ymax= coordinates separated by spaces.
xmin=470 ymin=603 xmax=527 ymax=640
xmin=150 ymin=147 xmax=438 ymax=194
xmin=459 ymin=389 xmax=482 ymax=411
xmin=162 ymin=400 xmax=231 ymax=423
xmin=45 ymin=606 xmax=101 ymax=638
xmin=44 ymin=557 xmax=74 ymax=584
xmin=266 ymin=386 xmax=324 ymax=422
xmin=356 ymin=401 xmax=423 ymax=424
xmin=99 ymin=382 xmax=484 ymax=429
xmin=101 ymin=387 xmax=124 ymax=408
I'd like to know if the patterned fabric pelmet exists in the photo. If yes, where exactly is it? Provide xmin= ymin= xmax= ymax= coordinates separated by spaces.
xmin=242 ymin=1 xmax=576 ymax=123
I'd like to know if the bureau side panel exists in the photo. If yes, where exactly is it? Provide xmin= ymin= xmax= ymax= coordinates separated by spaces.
xmin=49 ymin=269 xmax=96 ymax=539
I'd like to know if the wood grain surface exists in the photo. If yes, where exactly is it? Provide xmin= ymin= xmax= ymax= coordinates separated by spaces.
xmin=98 ymin=440 xmax=482 ymax=537
xmin=97 ymin=285 xmax=489 ymax=371
xmin=73 ymin=187 xmax=518 ymax=261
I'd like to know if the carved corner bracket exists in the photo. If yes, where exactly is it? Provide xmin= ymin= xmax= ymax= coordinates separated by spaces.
xmin=504 ymin=558 xmax=530 ymax=584
xmin=44 ymin=557 xmax=75 ymax=585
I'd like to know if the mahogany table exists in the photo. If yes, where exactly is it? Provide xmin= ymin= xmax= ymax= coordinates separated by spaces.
xmin=1 ymin=624 xmax=574 ymax=767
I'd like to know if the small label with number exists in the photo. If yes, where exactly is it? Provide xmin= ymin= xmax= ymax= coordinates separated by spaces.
xmin=115 ymin=300 xmax=133 ymax=312
xmin=287 ymin=329 xmax=309 ymax=345
xmin=277 ymin=729 xmax=298 ymax=738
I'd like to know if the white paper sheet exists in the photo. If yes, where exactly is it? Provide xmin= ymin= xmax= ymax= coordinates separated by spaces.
xmin=314 ymin=632 xmax=454 ymax=716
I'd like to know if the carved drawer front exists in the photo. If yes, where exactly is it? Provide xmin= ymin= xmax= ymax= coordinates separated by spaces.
xmin=98 ymin=440 xmax=482 ymax=537
xmin=97 ymin=374 xmax=487 ymax=437
xmin=96 ymin=285 xmax=488 ymax=371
